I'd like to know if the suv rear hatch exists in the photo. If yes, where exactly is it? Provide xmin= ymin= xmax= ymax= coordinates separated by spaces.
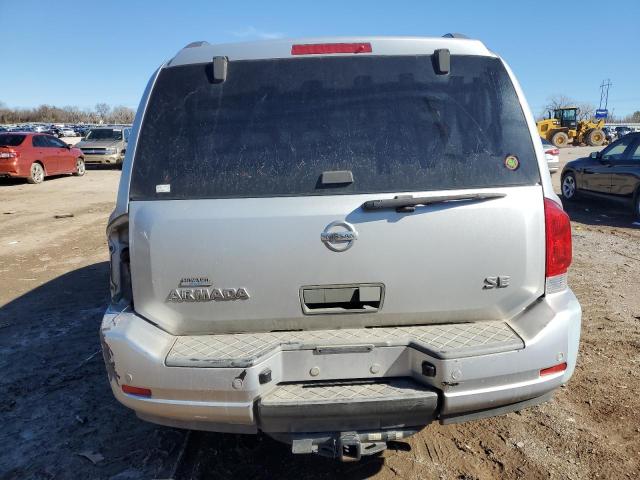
xmin=126 ymin=51 xmax=543 ymax=335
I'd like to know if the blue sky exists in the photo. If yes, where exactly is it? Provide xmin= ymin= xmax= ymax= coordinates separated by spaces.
xmin=1 ymin=0 xmax=639 ymax=116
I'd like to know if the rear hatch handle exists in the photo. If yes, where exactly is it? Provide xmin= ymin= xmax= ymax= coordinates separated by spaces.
xmin=362 ymin=192 xmax=506 ymax=213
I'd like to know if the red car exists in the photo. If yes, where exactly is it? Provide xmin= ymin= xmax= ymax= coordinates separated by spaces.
xmin=0 ymin=132 xmax=85 ymax=184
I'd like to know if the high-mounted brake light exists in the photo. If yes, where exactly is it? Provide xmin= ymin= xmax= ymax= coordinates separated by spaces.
xmin=122 ymin=385 xmax=152 ymax=397
xmin=540 ymin=362 xmax=567 ymax=376
xmin=544 ymin=198 xmax=572 ymax=279
xmin=291 ymin=43 xmax=372 ymax=55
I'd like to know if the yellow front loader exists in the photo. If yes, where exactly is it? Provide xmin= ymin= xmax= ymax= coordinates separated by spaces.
xmin=537 ymin=107 xmax=605 ymax=147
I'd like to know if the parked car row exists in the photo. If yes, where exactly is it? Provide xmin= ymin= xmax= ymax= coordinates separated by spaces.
xmin=0 ymin=124 xmax=95 ymax=138
xmin=0 ymin=124 xmax=132 ymax=182
xmin=602 ymin=125 xmax=638 ymax=144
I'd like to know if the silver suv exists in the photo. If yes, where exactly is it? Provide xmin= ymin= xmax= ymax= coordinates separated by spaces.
xmin=75 ymin=126 xmax=130 ymax=167
xmin=101 ymin=36 xmax=581 ymax=461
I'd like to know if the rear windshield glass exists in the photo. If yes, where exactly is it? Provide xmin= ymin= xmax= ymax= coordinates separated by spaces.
xmin=0 ymin=134 xmax=26 ymax=147
xmin=131 ymin=55 xmax=539 ymax=200
xmin=86 ymin=129 xmax=122 ymax=141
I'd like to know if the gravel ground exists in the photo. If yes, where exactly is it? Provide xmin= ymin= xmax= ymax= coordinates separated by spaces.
xmin=1 ymin=148 xmax=639 ymax=479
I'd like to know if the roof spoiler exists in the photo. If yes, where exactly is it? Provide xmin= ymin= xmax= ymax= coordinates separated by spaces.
xmin=184 ymin=41 xmax=210 ymax=48
xmin=435 ymin=33 xmax=471 ymax=75
xmin=442 ymin=33 xmax=469 ymax=39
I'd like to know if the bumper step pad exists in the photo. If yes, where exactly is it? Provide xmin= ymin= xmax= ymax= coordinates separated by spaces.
xmin=166 ymin=321 xmax=523 ymax=367
xmin=258 ymin=378 xmax=438 ymax=433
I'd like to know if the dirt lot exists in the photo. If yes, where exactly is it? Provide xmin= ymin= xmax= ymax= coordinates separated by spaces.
xmin=1 ymin=150 xmax=639 ymax=479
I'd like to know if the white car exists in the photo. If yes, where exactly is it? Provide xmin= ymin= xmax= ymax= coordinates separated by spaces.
xmin=59 ymin=127 xmax=77 ymax=137
xmin=542 ymin=138 xmax=560 ymax=174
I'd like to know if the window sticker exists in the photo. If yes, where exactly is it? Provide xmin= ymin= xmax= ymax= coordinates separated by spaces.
xmin=504 ymin=155 xmax=519 ymax=171
xmin=156 ymin=184 xmax=171 ymax=193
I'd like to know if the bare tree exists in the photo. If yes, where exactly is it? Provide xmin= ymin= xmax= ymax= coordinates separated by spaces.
xmin=623 ymin=111 xmax=640 ymax=123
xmin=95 ymin=103 xmax=111 ymax=124
xmin=544 ymin=94 xmax=575 ymax=113
xmin=84 ymin=107 xmax=100 ymax=124
xmin=0 ymin=103 xmax=136 ymax=125
xmin=64 ymin=106 xmax=83 ymax=123
xmin=541 ymin=96 xmax=602 ymax=122
xmin=576 ymin=102 xmax=596 ymax=121
xmin=108 ymin=106 xmax=136 ymax=124
xmin=606 ymin=108 xmax=617 ymax=122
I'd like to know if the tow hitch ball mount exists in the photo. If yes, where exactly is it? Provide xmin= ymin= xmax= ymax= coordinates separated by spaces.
xmin=291 ymin=430 xmax=415 ymax=461
xmin=335 ymin=432 xmax=386 ymax=461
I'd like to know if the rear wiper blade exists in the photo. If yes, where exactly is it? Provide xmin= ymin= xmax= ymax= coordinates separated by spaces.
xmin=362 ymin=192 xmax=507 ymax=212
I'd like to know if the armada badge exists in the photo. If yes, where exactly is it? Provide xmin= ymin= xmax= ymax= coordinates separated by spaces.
xmin=167 ymin=277 xmax=249 ymax=303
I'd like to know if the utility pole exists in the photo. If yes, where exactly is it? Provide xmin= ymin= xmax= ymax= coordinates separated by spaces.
xmin=599 ymin=79 xmax=612 ymax=110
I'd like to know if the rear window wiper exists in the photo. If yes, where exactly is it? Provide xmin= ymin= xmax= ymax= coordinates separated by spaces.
xmin=362 ymin=192 xmax=506 ymax=212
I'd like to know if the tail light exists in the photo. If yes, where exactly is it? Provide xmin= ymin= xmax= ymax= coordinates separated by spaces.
xmin=107 ymin=214 xmax=132 ymax=304
xmin=545 ymin=148 xmax=560 ymax=156
xmin=0 ymin=150 xmax=18 ymax=159
xmin=544 ymin=198 xmax=572 ymax=293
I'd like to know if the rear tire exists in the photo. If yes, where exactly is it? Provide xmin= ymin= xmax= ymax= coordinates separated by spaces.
xmin=551 ymin=131 xmax=569 ymax=148
xmin=587 ymin=129 xmax=605 ymax=146
xmin=634 ymin=190 xmax=640 ymax=219
xmin=74 ymin=158 xmax=86 ymax=176
xmin=561 ymin=172 xmax=578 ymax=201
xmin=27 ymin=162 xmax=45 ymax=184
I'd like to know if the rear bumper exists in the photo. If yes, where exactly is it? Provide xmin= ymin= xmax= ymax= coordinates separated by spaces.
xmin=100 ymin=289 xmax=581 ymax=434
xmin=0 ymin=160 xmax=22 ymax=177
xmin=258 ymin=379 xmax=439 ymax=433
